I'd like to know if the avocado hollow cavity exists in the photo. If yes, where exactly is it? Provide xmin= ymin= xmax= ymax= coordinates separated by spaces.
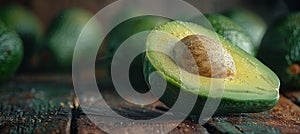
xmin=173 ymin=34 xmax=236 ymax=78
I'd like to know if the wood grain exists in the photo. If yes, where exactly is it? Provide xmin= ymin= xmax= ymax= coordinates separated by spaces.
xmin=206 ymin=95 xmax=300 ymax=134
xmin=0 ymin=74 xmax=299 ymax=133
xmin=0 ymin=76 xmax=73 ymax=133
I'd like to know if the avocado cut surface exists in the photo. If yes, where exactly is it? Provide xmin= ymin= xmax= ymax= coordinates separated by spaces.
xmin=0 ymin=24 xmax=23 ymax=82
xmin=44 ymin=8 xmax=100 ymax=69
xmin=206 ymin=14 xmax=255 ymax=56
xmin=224 ymin=9 xmax=267 ymax=52
xmin=0 ymin=4 xmax=42 ymax=69
xmin=257 ymin=12 xmax=300 ymax=89
xmin=144 ymin=21 xmax=279 ymax=114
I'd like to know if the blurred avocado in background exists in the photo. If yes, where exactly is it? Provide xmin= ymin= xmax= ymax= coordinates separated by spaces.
xmin=0 ymin=23 xmax=23 ymax=82
xmin=0 ymin=0 xmax=298 ymax=86
xmin=101 ymin=15 xmax=171 ymax=92
xmin=206 ymin=14 xmax=255 ymax=55
xmin=0 ymin=4 xmax=42 ymax=71
xmin=257 ymin=12 xmax=300 ymax=89
xmin=224 ymin=9 xmax=267 ymax=54
xmin=103 ymin=15 xmax=171 ymax=59
xmin=42 ymin=8 xmax=101 ymax=71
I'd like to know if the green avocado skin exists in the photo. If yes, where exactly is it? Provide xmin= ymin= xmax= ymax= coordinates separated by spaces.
xmin=0 ymin=24 xmax=23 ymax=82
xmin=257 ymin=12 xmax=300 ymax=89
xmin=144 ymin=57 xmax=279 ymax=115
xmin=43 ymin=8 xmax=97 ymax=69
xmin=224 ymin=9 xmax=267 ymax=52
xmin=206 ymin=14 xmax=255 ymax=56
xmin=104 ymin=15 xmax=171 ymax=92
xmin=0 ymin=5 xmax=42 ymax=70
xmin=105 ymin=15 xmax=172 ymax=58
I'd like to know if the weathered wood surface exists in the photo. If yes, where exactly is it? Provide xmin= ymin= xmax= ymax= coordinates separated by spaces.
xmin=0 ymin=74 xmax=73 ymax=133
xmin=73 ymin=93 xmax=209 ymax=134
xmin=205 ymin=95 xmax=300 ymax=134
xmin=0 ymin=74 xmax=300 ymax=134
xmin=74 ymin=93 xmax=300 ymax=134
xmin=76 ymin=115 xmax=209 ymax=134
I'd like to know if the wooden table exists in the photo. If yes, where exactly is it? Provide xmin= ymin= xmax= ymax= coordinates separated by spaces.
xmin=0 ymin=74 xmax=299 ymax=134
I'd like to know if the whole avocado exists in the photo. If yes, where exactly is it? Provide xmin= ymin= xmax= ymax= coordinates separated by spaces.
xmin=206 ymin=14 xmax=255 ymax=55
xmin=44 ymin=8 xmax=100 ymax=69
xmin=104 ymin=15 xmax=172 ymax=58
xmin=257 ymin=12 xmax=300 ymax=89
xmin=0 ymin=4 xmax=42 ymax=70
xmin=103 ymin=15 xmax=171 ymax=93
xmin=0 ymin=23 xmax=23 ymax=82
xmin=224 ymin=9 xmax=267 ymax=52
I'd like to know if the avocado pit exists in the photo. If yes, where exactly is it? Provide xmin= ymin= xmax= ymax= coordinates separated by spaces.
xmin=172 ymin=34 xmax=236 ymax=78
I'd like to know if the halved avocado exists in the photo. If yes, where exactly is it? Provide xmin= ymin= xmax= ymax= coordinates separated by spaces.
xmin=143 ymin=21 xmax=279 ymax=114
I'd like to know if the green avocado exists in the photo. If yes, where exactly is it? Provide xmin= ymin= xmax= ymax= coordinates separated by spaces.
xmin=0 ymin=23 xmax=23 ymax=82
xmin=257 ymin=12 xmax=300 ymax=89
xmin=224 ymin=9 xmax=267 ymax=52
xmin=44 ymin=8 xmax=100 ymax=69
xmin=104 ymin=15 xmax=171 ymax=58
xmin=103 ymin=15 xmax=171 ymax=92
xmin=0 ymin=4 xmax=42 ymax=70
xmin=143 ymin=21 xmax=279 ymax=114
xmin=206 ymin=14 xmax=255 ymax=56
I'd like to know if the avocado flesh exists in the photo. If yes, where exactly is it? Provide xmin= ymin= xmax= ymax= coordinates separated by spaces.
xmin=144 ymin=21 xmax=279 ymax=114
xmin=257 ymin=12 xmax=300 ymax=89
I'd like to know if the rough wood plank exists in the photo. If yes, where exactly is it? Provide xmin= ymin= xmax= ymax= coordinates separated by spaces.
xmin=0 ymin=75 xmax=74 ymax=133
xmin=74 ymin=91 xmax=208 ymax=134
xmin=76 ymin=115 xmax=208 ymax=134
xmin=206 ymin=95 xmax=300 ymax=134
xmin=74 ymin=88 xmax=300 ymax=134
xmin=4 ymin=74 xmax=298 ymax=133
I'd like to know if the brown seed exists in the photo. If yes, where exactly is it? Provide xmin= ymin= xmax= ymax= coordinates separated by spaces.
xmin=172 ymin=34 xmax=236 ymax=78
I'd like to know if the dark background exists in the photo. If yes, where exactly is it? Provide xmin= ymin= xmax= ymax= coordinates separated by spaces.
xmin=0 ymin=0 xmax=299 ymax=32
